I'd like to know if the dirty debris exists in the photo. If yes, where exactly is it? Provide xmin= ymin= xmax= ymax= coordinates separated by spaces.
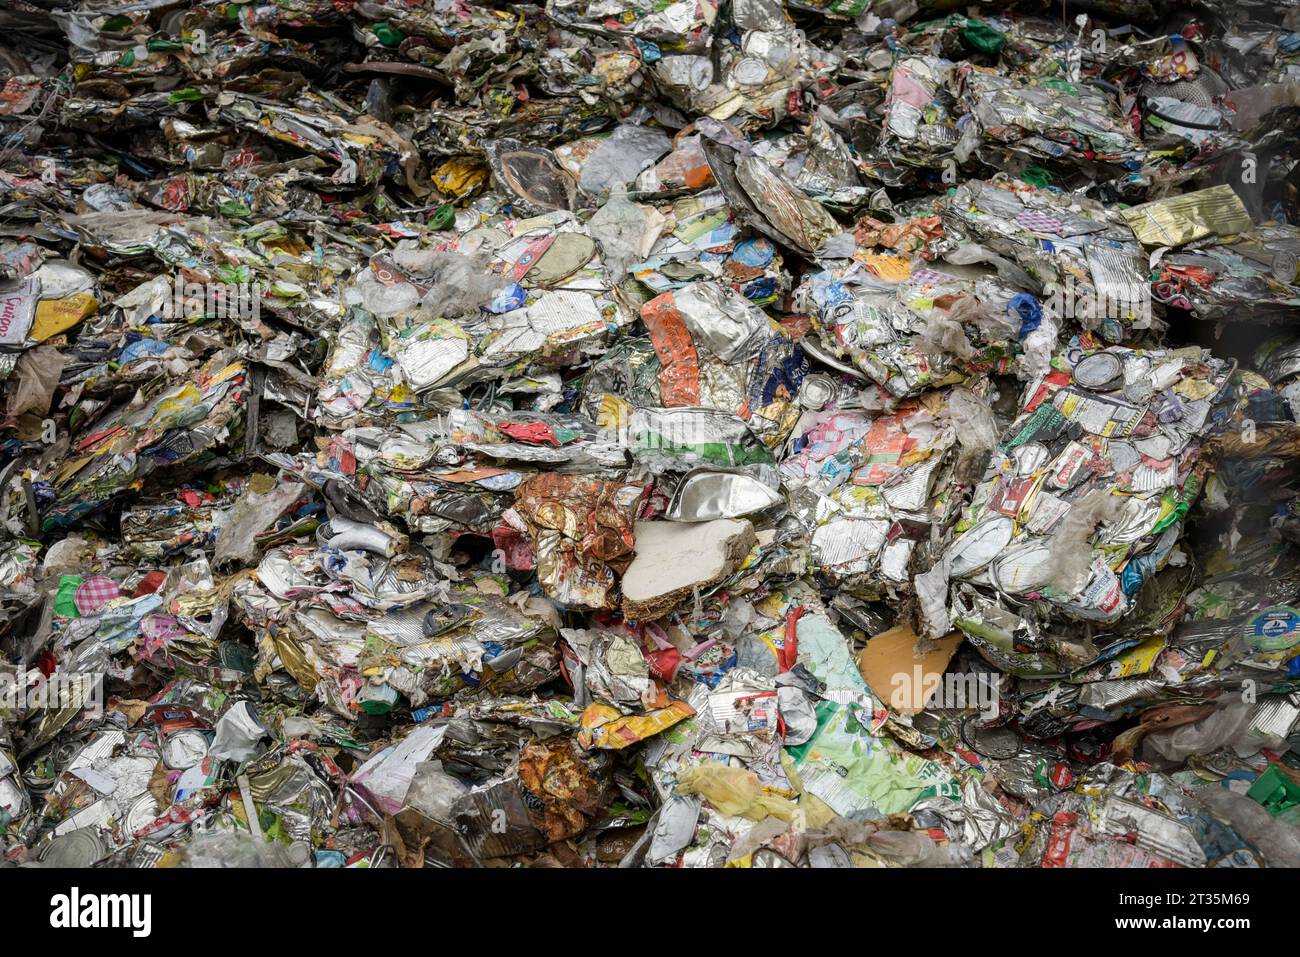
xmin=2 ymin=0 xmax=1300 ymax=874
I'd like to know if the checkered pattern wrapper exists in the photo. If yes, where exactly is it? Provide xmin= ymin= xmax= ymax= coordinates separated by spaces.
xmin=910 ymin=267 xmax=959 ymax=286
xmin=74 ymin=576 xmax=121 ymax=615
xmin=1016 ymin=209 xmax=1065 ymax=234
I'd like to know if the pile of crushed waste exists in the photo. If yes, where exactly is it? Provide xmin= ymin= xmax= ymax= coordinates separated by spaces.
xmin=3 ymin=0 xmax=1300 ymax=867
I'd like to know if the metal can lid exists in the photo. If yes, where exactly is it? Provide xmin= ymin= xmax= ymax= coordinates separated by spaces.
xmin=1108 ymin=440 xmax=1141 ymax=473
xmin=1073 ymin=351 xmax=1124 ymax=390
xmin=799 ymin=373 xmax=840 ymax=411
xmin=733 ymin=57 xmax=770 ymax=86
xmin=959 ymin=716 xmax=1020 ymax=759
xmin=124 ymin=793 xmax=160 ymax=838
xmin=219 ymin=640 xmax=255 ymax=674
xmin=40 ymin=828 xmax=106 ymax=867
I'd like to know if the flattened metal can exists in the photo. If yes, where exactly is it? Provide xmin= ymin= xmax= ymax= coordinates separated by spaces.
xmin=947 ymin=516 xmax=1015 ymax=578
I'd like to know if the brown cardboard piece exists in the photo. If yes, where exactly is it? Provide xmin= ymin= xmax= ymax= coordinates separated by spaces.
xmin=855 ymin=624 xmax=964 ymax=714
